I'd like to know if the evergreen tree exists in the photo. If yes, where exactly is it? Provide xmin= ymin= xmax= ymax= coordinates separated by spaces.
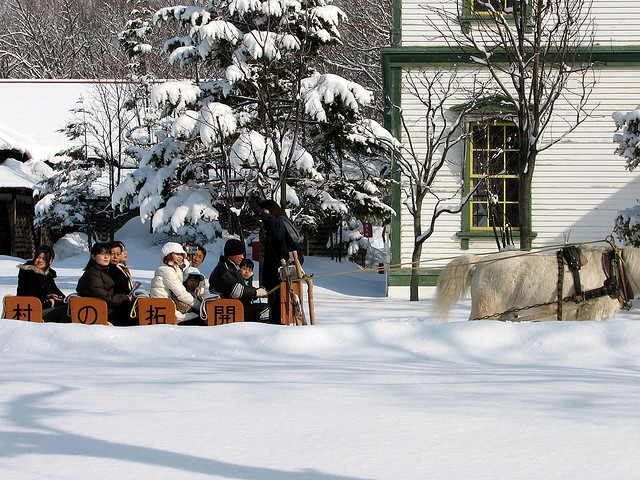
xmin=112 ymin=0 xmax=397 ymax=242
xmin=34 ymin=97 xmax=105 ymax=238
xmin=35 ymin=84 xmax=139 ymax=242
xmin=613 ymin=106 xmax=640 ymax=246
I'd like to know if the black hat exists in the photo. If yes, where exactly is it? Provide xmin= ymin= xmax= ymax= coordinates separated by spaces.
xmin=224 ymin=239 xmax=246 ymax=257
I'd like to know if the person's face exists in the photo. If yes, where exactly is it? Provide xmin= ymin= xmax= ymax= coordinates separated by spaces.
xmin=184 ymin=276 xmax=199 ymax=291
xmin=110 ymin=247 xmax=122 ymax=265
xmin=92 ymin=250 xmax=111 ymax=267
xmin=240 ymin=266 xmax=253 ymax=280
xmin=170 ymin=252 xmax=185 ymax=265
xmin=228 ymin=253 xmax=244 ymax=265
xmin=119 ymin=245 xmax=128 ymax=263
xmin=188 ymin=249 xmax=205 ymax=267
xmin=33 ymin=253 xmax=50 ymax=270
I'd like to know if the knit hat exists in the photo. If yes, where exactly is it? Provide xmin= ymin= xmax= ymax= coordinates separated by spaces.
xmin=161 ymin=242 xmax=187 ymax=259
xmin=224 ymin=239 xmax=246 ymax=257
xmin=183 ymin=266 xmax=205 ymax=282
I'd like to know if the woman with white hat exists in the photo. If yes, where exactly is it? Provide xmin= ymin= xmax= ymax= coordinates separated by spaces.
xmin=150 ymin=242 xmax=202 ymax=324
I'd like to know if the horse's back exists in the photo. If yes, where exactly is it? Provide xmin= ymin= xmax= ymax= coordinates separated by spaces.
xmin=469 ymin=245 xmax=625 ymax=321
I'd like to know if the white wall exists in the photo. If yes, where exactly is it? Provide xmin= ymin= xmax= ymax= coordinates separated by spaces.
xmin=392 ymin=64 xmax=640 ymax=298
xmin=400 ymin=0 xmax=640 ymax=47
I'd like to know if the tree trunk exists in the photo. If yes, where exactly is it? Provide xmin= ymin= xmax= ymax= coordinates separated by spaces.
xmin=410 ymin=243 xmax=422 ymax=301
xmin=410 ymin=197 xmax=423 ymax=301
xmin=518 ymin=161 xmax=535 ymax=251
xmin=280 ymin=180 xmax=287 ymax=210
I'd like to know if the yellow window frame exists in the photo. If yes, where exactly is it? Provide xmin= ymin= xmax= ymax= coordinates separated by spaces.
xmin=470 ymin=0 xmax=516 ymax=15
xmin=468 ymin=121 xmax=520 ymax=231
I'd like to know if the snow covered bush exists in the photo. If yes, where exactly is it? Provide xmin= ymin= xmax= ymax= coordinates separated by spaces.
xmin=613 ymin=106 xmax=640 ymax=246
xmin=113 ymin=0 xmax=398 ymax=241
xmin=327 ymin=215 xmax=370 ymax=260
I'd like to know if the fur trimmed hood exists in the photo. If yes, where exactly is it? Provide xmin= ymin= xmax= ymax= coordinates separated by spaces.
xmin=18 ymin=261 xmax=57 ymax=278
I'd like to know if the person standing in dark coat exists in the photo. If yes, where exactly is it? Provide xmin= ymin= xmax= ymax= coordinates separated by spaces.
xmin=17 ymin=245 xmax=68 ymax=322
xmin=258 ymin=200 xmax=301 ymax=324
xmin=209 ymin=239 xmax=270 ymax=322
xmin=76 ymin=243 xmax=137 ymax=326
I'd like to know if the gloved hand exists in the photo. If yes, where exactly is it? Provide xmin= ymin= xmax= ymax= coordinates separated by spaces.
xmin=256 ymin=287 xmax=268 ymax=298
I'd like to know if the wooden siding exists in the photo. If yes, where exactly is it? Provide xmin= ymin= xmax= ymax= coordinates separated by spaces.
xmin=388 ymin=63 xmax=640 ymax=297
xmin=400 ymin=0 xmax=640 ymax=47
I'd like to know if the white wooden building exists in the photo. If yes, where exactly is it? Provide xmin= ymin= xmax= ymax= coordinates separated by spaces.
xmin=381 ymin=0 xmax=640 ymax=298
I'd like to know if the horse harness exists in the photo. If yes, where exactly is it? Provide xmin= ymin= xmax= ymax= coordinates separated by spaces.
xmin=471 ymin=245 xmax=634 ymax=321
xmin=556 ymin=245 xmax=633 ymax=320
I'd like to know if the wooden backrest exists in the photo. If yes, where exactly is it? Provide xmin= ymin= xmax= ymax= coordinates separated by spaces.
xmin=2 ymin=295 xmax=44 ymax=323
xmin=69 ymin=296 xmax=109 ymax=325
xmin=137 ymin=297 xmax=177 ymax=325
xmin=205 ymin=299 xmax=244 ymax=326
xmin=280 ymin=281 xmax=303 ymax=325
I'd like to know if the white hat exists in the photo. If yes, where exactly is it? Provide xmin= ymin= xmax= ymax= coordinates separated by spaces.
xmin=183 ymin=266 xmax=205 ymax=282
xmin=161 ymin=242 xmax=187 ymax=259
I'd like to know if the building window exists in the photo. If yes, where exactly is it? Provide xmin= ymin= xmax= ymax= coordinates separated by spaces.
xmin=470 ymin=0 xmax=516 ymax=15
xmin=468 ymin=122 xmax=520 ymax=230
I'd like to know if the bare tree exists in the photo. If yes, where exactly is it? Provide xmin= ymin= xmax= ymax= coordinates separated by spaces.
xmin=0 ymin=0 xmax=181 ymax=79
xmin=35 ymin=81 xmax=140 ymax=240
xmin=322 ymin=0 xmax=393 ymax=113
xmin=427 ymin=0 xmax=597 ymax=250
xmin=396 ymin=69 xmax=489 ymax=300
xmin=0 ymin=0 xmax=91 ymax=78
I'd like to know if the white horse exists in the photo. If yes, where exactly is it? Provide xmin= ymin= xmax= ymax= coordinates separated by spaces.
xmin=433 ymin=244 xmax=640 ymax=322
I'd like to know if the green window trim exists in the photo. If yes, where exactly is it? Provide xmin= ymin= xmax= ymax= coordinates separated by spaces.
xmin=460 ymin=121 xmax=529 ymax=249
xmin=468 ymin=122 xmax=520 ymax=230
xmin=468 ymin=0 xmax=516 ymax=15
xmin=459 ymin=0 xmax=529 ymax=32
xmin=456 ymin=230 xmax=536 ymax=250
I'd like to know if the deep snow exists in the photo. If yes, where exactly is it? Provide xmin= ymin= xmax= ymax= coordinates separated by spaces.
xmin=1 ymin=219 xmax=640 ymax=479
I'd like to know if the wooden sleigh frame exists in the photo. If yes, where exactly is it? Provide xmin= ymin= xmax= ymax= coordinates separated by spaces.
xmin=2 ymin=295 xmax=44 ymax=322
xmin=279 ymin=252 xmax=315 ymax=326
xmin=2 ymin=295 xmax=257 ymax=326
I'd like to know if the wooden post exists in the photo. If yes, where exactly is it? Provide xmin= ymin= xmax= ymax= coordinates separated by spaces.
xmin=292 ymin=252 xmax=315 ymax=325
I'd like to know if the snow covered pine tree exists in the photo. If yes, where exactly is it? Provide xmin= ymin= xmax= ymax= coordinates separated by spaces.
xmin=112 ymin=0 xmax=398 ymax=241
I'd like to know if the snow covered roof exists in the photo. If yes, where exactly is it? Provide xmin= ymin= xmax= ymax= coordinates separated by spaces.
xmin=0 ymin=80 xmax=100 ymax=162
xmin=0 ymin=158 xmax=52 ymax=190
xmin=0 ymin=164 xmax=38 ymax=189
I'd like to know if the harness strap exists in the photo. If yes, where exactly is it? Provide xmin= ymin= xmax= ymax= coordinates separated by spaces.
xmin=603 ymin=248 xmax=634 ymax=310
xmin=556 ymin=251 xmax=564 ymax=321
xmin=561 ymin=246 xmax=583 ymax=298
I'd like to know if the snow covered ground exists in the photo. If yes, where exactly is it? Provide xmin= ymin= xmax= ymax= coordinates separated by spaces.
xmin=2 ymin=219 xmax=640 ymax=479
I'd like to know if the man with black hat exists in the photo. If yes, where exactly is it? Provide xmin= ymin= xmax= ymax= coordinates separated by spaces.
xmin=208 ymin=239 xmax=270 ymax=322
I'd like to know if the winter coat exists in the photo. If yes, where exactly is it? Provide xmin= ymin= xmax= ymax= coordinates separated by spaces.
xmin=209 ymin=256 xmax=260 ymax=305
xmin=183 ymin=266 xmax=207 ymax=300
xmin=76 ymin=260 xmax=131 ymax=311
xmin=17 ymin=261 xmax=65 ymax=308
xmin=150 ymin=261 xmax=201 ymax=323
xmin=109 ymin=263 xmax=133 ymax=295
xmin=259 ymin=211 xmax=289 ymax=290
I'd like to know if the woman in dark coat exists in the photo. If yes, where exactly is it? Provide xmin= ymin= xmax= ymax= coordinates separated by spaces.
xmin=76 ymin=242 xmax=136 ymax=326
xmin=258 ymin=200 xmax=302 ymax=324
xmin=107 ymin=241 xmax=133 ymax=295
xmin=17 ymin=245 xmax=68 ymax=322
